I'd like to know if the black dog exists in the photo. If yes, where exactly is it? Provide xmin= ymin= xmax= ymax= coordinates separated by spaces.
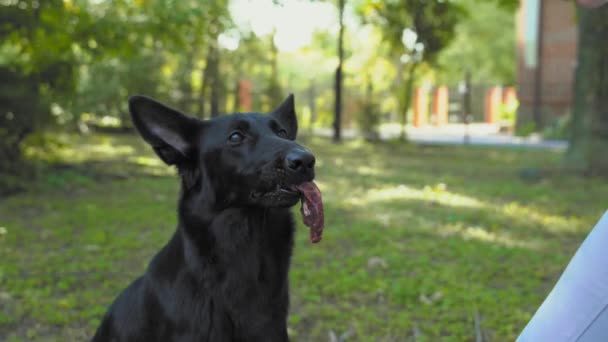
xmin=93 ymin=94 xmax=316 ymax=341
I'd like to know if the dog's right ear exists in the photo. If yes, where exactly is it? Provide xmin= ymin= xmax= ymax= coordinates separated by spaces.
xmin=271 ymin=94 xmax=297 ymax=140
xmin=129 ymin=95 xmax=199 ymax=165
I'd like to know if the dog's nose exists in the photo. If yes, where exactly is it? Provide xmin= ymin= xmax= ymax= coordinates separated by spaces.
xmin=285 ymin=149 xmax=315 ymax=173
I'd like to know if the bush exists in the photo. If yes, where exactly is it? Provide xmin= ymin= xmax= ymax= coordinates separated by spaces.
xmin=498 ymin=99 xmax=518 ymax=124
xmin=515 ymin=122 xmax=537 ymax=137
xmin=542 ymin=114 xmax=571 ymax=140
xmin=355 ymin=80 xmax=381 ymax=141
xmin=0 ymin=67 xmax=50 ymax=174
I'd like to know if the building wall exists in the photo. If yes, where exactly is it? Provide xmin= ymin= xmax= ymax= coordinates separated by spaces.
xmin=517 ymin=0 xmax=578 ymax=128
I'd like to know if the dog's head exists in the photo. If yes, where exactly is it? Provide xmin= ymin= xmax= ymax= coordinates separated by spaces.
xmin=129 ymin=95 xmax=315 ymax=209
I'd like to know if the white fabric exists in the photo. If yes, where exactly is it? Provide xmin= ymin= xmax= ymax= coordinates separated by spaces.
xmin=518 ymin=210 xmax=608 ymax=342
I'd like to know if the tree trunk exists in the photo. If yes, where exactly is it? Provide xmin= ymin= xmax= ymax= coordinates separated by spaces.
xmin=199 ymin=28 xmax=222 ymax=119
xmin=198 ymin=46 xmax=212 ymax=118
xmin=400 ymin=62 xmax=419 ymax=141
xmin=265 ymin=31 xmax=282 ymax=111
xmin=179 ymin=48 xmax=196 ymax=112
xmin=565 ymin=4 xmax=608 ymax=174
xmin=209 ymin=42 xmax=220 ymax=118
xmin=393 ymin=58 xmax=404 ymax=116
xmin=333 ymin=0 xmax=345 ymax=143
xmin=309 ymin=80 xmax=317 ymax=131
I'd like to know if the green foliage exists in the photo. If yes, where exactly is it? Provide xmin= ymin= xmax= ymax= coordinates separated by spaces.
xmin=73 ymin=53 xmax=166 ymax=125
xmin=0 ymin=68 xmax=48 ymax=157
xmin=0 ymin=0 xmax=535 ymax=185
xmin=493 ymin=0 xmax=520 ymax=11
xmin=0 ymin=0 xmax=234 ymax=189
xmin=358 ymin=0 xmax=464 ymax=140
xmin=516 ymin=122 xmax=537 ymax=137
xmin=1 ymin=133 xmax=606 ymax=340
xmin=364 ymin=0 xmax=465 ymax=63
xmin=264 ymin=33 xmax=284 ymax=111
xmin=0 ymin=0 xmax=84 ymax=179
xmin=543 ymin=115 xmax=572 ymax=140
xmin=436 ymin=0 xmax=516 ymax=84
xmin=499 ymin=99 xmax=519 ymax=124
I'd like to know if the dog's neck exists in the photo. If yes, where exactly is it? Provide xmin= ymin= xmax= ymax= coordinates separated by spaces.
xmin=173 ymin=169 xmax=293 ymax=272
xmin=178 ymin=202 xmax=279 ymax=242
xmin=177 ymin=194 xmax=290 ymax=267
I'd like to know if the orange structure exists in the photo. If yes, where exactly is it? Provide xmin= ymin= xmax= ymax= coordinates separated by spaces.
xmin=432 ymin=86 xmax=449 ymax=126
xmin=238 ymin=80 xmax=253 ymax=112
xmin=484 ymin=87 xmax=503 ymax=123
xmin=502 ymin=87 xmax=518 ymax=107
xmin=413 ymin=88 xmax=428 ymax=127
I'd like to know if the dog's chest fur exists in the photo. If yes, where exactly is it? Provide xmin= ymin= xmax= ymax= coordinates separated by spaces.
xmin=96 ymin=208 xmax=295 ymax=341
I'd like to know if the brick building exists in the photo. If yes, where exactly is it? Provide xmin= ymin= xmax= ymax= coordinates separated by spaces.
xmin=516 ymin=0 xmax=578 ymax=128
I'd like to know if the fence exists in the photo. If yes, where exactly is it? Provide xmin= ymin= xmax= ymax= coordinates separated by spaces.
xmin=235 ymin=77 xmax=518 ymax=129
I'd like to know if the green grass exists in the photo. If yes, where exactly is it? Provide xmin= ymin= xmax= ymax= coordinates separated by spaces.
xmin=1 ymin=134 xmax=606 ymax=341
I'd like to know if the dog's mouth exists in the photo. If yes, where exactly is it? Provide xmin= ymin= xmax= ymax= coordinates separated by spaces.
xmin=250 ymin=184 xmax=300 ymax=199
xmin=250 ymin=182 xmax=324 ymax=243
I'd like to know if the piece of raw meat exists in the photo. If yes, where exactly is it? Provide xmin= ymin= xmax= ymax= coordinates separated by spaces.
xmin=294 ymin=182 xmax=324 ymax=243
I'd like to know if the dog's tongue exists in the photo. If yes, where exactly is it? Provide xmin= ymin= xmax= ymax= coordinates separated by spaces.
xmin=294 ymin=181 xmax=324 ymax=243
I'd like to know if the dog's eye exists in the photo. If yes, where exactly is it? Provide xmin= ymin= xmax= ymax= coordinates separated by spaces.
xmin=228 ymin=132 xmax=244 ymax=144
xmin=277 ymin=129 xmax=288 ymax=138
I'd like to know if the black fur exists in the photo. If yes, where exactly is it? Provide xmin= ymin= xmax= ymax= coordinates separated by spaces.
xmin=92 ymin=94 xmax=315 ymax=342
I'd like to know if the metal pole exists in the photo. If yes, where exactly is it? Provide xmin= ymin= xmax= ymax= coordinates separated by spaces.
xmin=461 ymin=71 xmax=471 ymax=145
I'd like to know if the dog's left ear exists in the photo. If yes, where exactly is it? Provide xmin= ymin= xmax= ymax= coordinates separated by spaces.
xmin=271 ymin=94 xmax=297 ymax=140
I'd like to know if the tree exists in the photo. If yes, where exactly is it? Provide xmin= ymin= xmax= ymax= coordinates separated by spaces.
xmin=198 ymin=1 xmax=231 ymax=118
xmin=333 ymin=0 xmax=346 ymax=142
xmin=0 ymin=0 xmax=92 ymax=182
xmin=565 ymin=3 xmax=608 ymax=174
xmin=0 ymin=0 xmax=235 ymax=191
xmin=363 ymin=0 xmax=463 ymax=140
xmin=222 ymin=31 xmax=271 ymax=112
xmin=356 ymin=75 xmax=380 ymax=140
xmin=265 ymin=31 xmax=284 ymax=111
xmin=436 ymin=0 xmax=516 ymax=85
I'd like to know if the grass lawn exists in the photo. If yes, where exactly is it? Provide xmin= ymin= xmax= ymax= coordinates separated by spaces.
xmin=1 ymin=133 xmax=606 ymax=341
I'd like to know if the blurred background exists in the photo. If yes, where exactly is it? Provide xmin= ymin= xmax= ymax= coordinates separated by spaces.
xmin=1 ymin=0 xmax=607 ymax=341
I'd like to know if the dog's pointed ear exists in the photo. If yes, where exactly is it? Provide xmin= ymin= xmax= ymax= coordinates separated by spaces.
xmin=271 ymin=94 xmax=297 ymax=140
xmin=129 ymin=95 xmax=199 ymax=165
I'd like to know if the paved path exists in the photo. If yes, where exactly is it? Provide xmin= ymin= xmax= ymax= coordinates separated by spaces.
xmin=312 ymin=123 xmax=568 ymax=150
